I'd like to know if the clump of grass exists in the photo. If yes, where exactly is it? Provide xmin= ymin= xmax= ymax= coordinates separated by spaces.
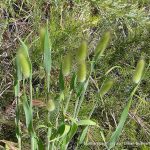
xmin=13 ymin=22 xmax=148 ymax=150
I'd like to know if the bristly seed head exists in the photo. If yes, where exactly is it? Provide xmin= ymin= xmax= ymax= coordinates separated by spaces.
xmin=99 ymin=80 xmax=113 ymax=97
xmin=17 ymin=48 xmax=30 ymax=78
xmin=46 ymin=99 xmax=55 ymax=112
xmin=133 ymin=59 xmax=145 ymax=84
xmin=62 ymin=53 xmax=72 ymax=76
xmin=95 ymin=31 xmax=111 ymax=60
xmin=77 ymin=61 xmax=86 ymax=82
xmin=77 ymin=41 xmax=87 ymax=63
xmin=39 ymin=27 xmax=46 ymax=52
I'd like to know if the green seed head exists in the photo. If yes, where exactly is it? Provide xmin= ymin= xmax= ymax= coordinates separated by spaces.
xmin=77 ymin=62 xmax=86 ymax=82
xmin=95 ymin=31 xmax=111 ymax=59
xmin=46 ymin=99 xmax=55 ymax=112
xmin=62 ymin=53 xmax=72 ymax=76
xmin=100 ymin=80 xmax=113 ymax=97
xmin=39 ymin=27 xmax=46 ymax=52
xmin=133 ymin=59 xmax=145 ymax=84
xmin=17 ymin=49 xmax=30 ymax=78
xmin=77 ymin=41 xmax=87 ymax=62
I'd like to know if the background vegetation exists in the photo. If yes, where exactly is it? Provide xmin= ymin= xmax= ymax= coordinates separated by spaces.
xmin=0 ymin=0 xmax=150 ymax=149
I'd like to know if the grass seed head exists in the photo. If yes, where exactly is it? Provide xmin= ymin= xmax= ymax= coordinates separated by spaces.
xmin=100 ymin=80 xmax=113 ymax=97
xmin=46 ymin=99 xmax=55 ymax=112
xmin=77 ymin=62 xmax=86 ymax=82
xmin=133 ymin=59 xmax=145 ymax=84
xmin=17 ymin=49 xmax=30 ymax=78
xmin=62 ymin=53 xmax=72 ymax=76
xmin=39 ymin=27 xmax=46 ymax=52
xmin=77 ymin=41 xmax=87 ymax=62
xmin=95 ymin=31 xmax=111 ymax=59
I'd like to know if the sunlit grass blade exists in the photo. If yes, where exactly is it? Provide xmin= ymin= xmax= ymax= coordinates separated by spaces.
xmin=50 ymin=124 xmax=71 ymax=142
xmin=22 ymin=93 xmax=33 ymax=132
xmin=66 ymin=123 xmax=78 ymax=143
xmin=77 ymin=119 xmax=97 ymax=126
xmin=108 ymin=85 xmax=139 ymax=149
xmin=44 ymin=23 xmax=51 ymax=77
xmin=79 ymin=126 xmax=88 ymax=144
xmin=108 ymin=98 xmax=132 ymax=149
xmin=43 ymin=22 xmax=52 ymax=150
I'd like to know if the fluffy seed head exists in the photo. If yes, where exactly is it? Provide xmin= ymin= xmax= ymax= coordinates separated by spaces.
xmin=39 ymin=27 xmax=46 ymax=51
xmin=133 ymin=59 xmax=145 ymax=84
xmin=100 ymin=80 xmax=113 ymax=97
xmin=77 ymin=41 xmax=87 ymax=62
xmin=95 ymin=31 xmax=111 ymax=59
xmin=77 ymin=62 xmax=86 ymax=82
xmin=46 ymin=99 xmax=55 ymax=112
xmin=17 ymin=49 xmax=30 ymax=78
xmin=62 ymin=53 xmax=72 ymax=76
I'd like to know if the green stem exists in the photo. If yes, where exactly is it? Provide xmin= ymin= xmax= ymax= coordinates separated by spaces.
xmin=75 ymin=61 xmax=95 ymax=118
xmin=16 ymin=80 xmax=22 ymax=150
xmin=88 ymin=101 xmax=98 ymax=119
xmin=64 ymin=90 xmax=72 ymax=114
xmin=47 ymin=74 xmax=51 ymax=150
xmin=74 ymin=80 xmax=89 ymax=118
xmin=73 ymin=97 xmax=79 ymax=118
xmin=29 ymin=76 xmax=35 ymax=150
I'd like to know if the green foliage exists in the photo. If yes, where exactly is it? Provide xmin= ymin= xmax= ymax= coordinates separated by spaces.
xmin=0 ymin=0 xmax=149 ymax=149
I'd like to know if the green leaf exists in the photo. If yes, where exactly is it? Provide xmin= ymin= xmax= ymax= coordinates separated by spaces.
xmin=22 ymin=93 xmax=33 ymax=132
xmin=50 ymin=124 xmax=70 ymax=142
xmin=79 ymin=126 xmax=88 ymax=144
xmin=107 ymin=98 xmax=132 ymax=149
xmin=43 ymin=23 xmax=51 ymax=75
xmin=37 ymin=137 xmax=44 ymax=150
xmin=15 ymin=56 xmax=22 ymax=81
xmin=66 ymin=123 xmax=78 ymax=144
xmin=70 ymin=72 xmax=77 ymax=91
xmin=77 ymin=119 xmax=97 ymax=126
xmin=58 ymin=124 xmax=70 ymax=139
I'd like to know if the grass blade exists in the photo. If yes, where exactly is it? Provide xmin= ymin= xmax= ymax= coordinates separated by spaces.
xmin=77 ymin=119 xmax=97 ymax=126
xmin=108 ymin=85 xmax=139 ymax=149
xmin=44 ymin=23 xmax=51 ymax=76
xmin=22 ymin=93 xmax=33 ymax=132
